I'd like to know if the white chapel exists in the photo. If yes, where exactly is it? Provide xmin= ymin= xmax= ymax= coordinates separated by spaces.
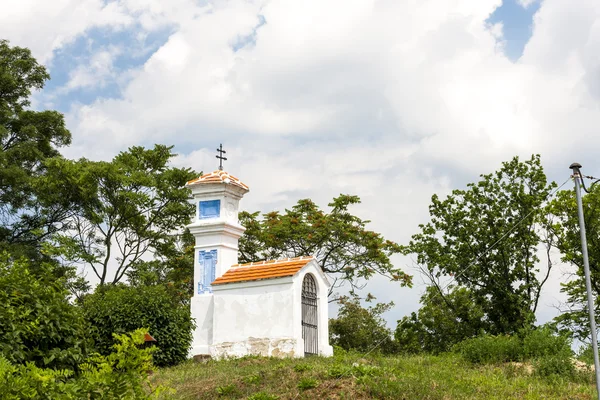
xmin=185 ymin=168 xmax=333 ymax=359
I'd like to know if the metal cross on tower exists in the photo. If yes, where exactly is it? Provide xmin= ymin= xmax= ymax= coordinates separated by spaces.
xmin=216 ymin=144 xmax=227 ymax=171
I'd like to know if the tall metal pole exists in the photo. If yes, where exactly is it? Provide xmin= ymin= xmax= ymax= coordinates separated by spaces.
xmin=570 ymin=162 xmax=600 ymax=398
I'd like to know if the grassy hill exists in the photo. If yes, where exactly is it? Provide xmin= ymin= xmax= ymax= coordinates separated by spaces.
xmin=151 ymin=351 xmax=597 ymax=399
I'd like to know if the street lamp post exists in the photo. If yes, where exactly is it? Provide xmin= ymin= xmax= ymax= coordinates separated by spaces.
xmin=570 ymin=162 xmax=600 ymax=400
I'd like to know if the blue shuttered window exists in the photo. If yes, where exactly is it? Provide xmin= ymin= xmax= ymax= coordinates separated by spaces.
xmin=199 ymin=200 xmax=220 ymax=219
xmin=198 ymin=249 xmax=217 ymax=294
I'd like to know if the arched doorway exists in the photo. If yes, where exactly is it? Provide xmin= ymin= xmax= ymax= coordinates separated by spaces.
xmin=301 ymin=274 xmax=318 ymax=356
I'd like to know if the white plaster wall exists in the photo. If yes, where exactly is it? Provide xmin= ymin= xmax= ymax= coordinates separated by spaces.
xmin=211 ymin=338 xmax=298 ymax=359
xmin=190 ymin=294 xmax=214 ymax=356
xmin=212 ymin=278 xmax=296 ymax=343
xmin=189 ymin=183 xmax=246 ymax=226
xmin=189 ymin=222 xmax=245 ymax=280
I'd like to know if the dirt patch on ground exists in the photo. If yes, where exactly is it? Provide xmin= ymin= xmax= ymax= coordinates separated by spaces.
xmin=508 ymin=362 xmax=534 ymax=375
xmin=573 ymin=359 xmax=593 ymax=372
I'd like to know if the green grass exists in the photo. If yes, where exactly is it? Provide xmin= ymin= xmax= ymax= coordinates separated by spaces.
xmin=151 ymin=352 xmax=597 ymax=399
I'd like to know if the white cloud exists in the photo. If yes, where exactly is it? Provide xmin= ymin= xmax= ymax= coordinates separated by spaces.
xmin=7 ymin=0 xmax=600 ymax=324
xmin=517 ymin=0 xmax=538 ymax=8
xmin=61 ymin=46 xmax=122 ymax=92
xmin=0 ymin=0 xmax=133 ymax=63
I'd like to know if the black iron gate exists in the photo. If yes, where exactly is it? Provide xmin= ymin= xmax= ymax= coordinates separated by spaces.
xmin=301 ymin=274 xmax=318 ymax=356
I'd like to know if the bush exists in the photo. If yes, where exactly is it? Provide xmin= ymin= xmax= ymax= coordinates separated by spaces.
xmin=0 ymin=355 xmax=78 ymax=399
xmin=534 ymin=354 xmax=575 ymax=378
xmin=454 ymin=334 xmax=521 ymax=364
xmin=329 ymin=295 xmax=396 ymax=354
xmin=456 ymin=328 xmax=574 ymax=367
xmin=78 ymin=329 xmax=171 ymax=399
xmin=0 ymin=256 xmax=89 ymax=371
xmin=0 ymin=329 xmax=171 ymax=399
xmin=82 ymin=284 xmax=194 ymax=366
xmin=521 ymin=327 xmax=572 ymax=359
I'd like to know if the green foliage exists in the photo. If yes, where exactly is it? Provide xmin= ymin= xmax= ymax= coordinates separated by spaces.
xmin=243 ymin=374 xmax=261 ymax=384
xmin=0 ymin=355 xmax=77 ymax=399
xmin=0 ymin=329 xmax=171 ymax=399
xmin=327 ymin=364 xmax=346 ymax=379
xmin=395 ymin=286 xmax=485 ymax=354
xmin=216 ymin=384 xmax=238 ymax=396
xmin=297 ymin=377 xmax=318 ymax=390
xmin=521 ymin=326 xmax=572 ymax=360
xmin=82 ymin=284 xmax=194 ymax=367
xmin=154 ymin=352 xmax=595 ymax=399
xmin=351 ymin=364 xmax=382 ymax=377
xmin=239 ymin=194 xmax=411 ymax=293
xmin=402 ymin=155 xmax=556 ymax=335
xmin=547 ymin=183 xmax=600 ymax=340
xmin=246 ymin=393 xmax=279 ymax=400
xmin=455 ymin=328 xmax=573 ymax=365
xmin=577 ymin=343 xmax=596 ymax=365
xmin=0 ymin=40 xmax=72 ymax=259
xmin=41 ymin=145 xmax=197 ymax=285
xmin=127 ymin=229 xmax=196 ymax=303
xmin=329 ymin=295 xmax=396 ymax=354
xmin=533 ymin=354 xmax=575 ymax=379
xmin=77 ymin=329 xmax=171 ymax=399
xmin=0 ymin=255 xmax=88 ymax=371
xmin=454 ymin=334 xmax=522 ymax=364
xmin=293 ymin=363 xmax=312 ymax=372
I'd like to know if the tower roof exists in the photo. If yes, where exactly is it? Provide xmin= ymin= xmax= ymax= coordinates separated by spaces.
xmin=186 ymin=170 xmax=249 ymax=191
xmin=212 ymin=256 xmax=314 ymax=285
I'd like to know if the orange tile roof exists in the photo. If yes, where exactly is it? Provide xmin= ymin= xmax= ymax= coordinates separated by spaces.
xmin=212 ymin=256 xmax=313 ymax=285
xmin=186 ymin=170 xmax=249 ymax=191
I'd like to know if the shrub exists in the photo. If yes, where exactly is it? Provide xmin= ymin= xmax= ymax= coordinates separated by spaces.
xmin=456 ymin=328 xmax=575 ymax=367
xmin=521 ymin=327 xmax=572 ymax=359
xmin=0 ymin=329 xmax=171 ymax=399
xmin=78 ymin=329 xmax=171 ymax=399
xmin=534 ymin=354 xmax=575 ymax=379
xmin=455 ymin=334 xmax=521 ymax=364
xmin=82 ymin=284 xmax=194 ymax=366
xmin=0 ymin=355 xmax=78 ymax=399
xmin=0 ymin=256 xmax=89 ymax=371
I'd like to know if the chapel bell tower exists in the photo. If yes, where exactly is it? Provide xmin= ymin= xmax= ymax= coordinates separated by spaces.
xmin=185 ymin=146 xmax=249 ymax=356
xmin=185 ymin=169 xmax=249 ymax=294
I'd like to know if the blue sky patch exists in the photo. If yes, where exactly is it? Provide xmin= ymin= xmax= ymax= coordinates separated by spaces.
xmin=231 ymin=14 xmax=266 ymax=52
xmin=42 ymin=25 xmax=173 ymax=112
xmin=487 ymin=0 xmax=540 ymax=61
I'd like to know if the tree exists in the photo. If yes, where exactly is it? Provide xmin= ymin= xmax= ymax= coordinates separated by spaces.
xmin=126 ymin=229 xmax=195 ymax=303
xmin=0 ymin=254 xmax=89 ymax=371
xmin=395 ymin=286 xmax=485 ymax=353
xmin=239 ymin=194 xmax=412 ymax=296
xmin=329 ymin=294 xmax=396 ymax=354
xmin=0 ymin=40 xmax=71 ymax=259
xmin=401 ymin=155 xmax=556 ymax=334
xmin=41 ymin=145 xmax=197 ymax=285
xmin=547 ymin=183 xmax=600 ymax=341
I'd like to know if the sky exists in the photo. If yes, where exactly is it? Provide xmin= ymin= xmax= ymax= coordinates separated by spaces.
xmin=3 ymin=0 xmax=600 ymax=329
